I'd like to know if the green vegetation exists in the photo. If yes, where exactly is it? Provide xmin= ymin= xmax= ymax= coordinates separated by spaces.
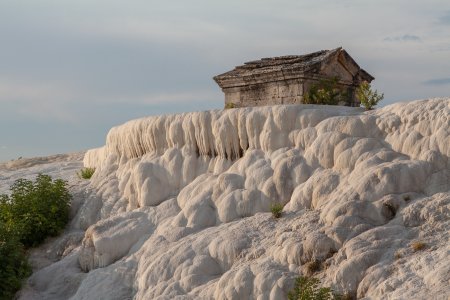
xmin=356 ymin=81 xmax=384 ymax=110
xmin=0 ymin=174 xmax=71 ymax=298
xmin=225 ymin=102 xmax=236 ymax=109
xmin=0 ymin=224 xmax=31 ymax=300
xmin=288 ymin=276 xmax=337 ymax=300
xmin=304 ymin=77 xmax=348 ymax=105
xmin=0 ymin=174 xmax=71 ymax=247
xmin=77 ymin=167 xmax=96 ymax=179
xmin=270 ymin=203 xmax=283 ymax=218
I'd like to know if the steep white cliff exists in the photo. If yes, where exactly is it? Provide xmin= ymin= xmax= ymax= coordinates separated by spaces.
xmin=15 ymin=98 xmax=450 ymax=299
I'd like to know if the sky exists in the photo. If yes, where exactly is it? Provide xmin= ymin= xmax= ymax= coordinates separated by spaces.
xmin=1 ymin=0 xmax=449 ymax=162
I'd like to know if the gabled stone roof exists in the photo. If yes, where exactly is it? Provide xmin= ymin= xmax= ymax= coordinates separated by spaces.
xmin=214 ymin=47 xmax=374 ymax=88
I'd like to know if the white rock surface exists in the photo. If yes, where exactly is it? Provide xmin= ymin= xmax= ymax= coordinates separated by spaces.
xmin=6 ymin=98 xmax=449 ymax=299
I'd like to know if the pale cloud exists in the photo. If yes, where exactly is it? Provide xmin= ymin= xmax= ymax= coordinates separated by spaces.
xmin=77 ymin=18 xmax=230 ymax=44
xmin=16 ymin=101 xmax=78 ymax=123
xmin=439 ymin=11 xmax=450 ymax=25
xmin=0 ymin=80 xmax=78 ymax=122
xmin=384 ymin=35 xmax=422 ymax=42
xmin=0 ymin=80 xmax=72 ymax=102
xmin=0 ymin=78 xmax=220 ymax=122
xmin=423 ymin=78 xmax=450 ymax=85
xmin=132 ymin=90 xmax=221 ymax=105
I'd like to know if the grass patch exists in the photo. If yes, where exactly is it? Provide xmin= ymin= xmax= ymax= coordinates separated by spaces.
xmin=270 ymin=203 xmax=283 ymax=219
xmin=411 ymin=241 xmax=426 ymax=252
xmin=77 ymin=167 xmax=96 ymax=179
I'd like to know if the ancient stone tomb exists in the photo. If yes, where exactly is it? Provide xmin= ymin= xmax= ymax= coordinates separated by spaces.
xmin=214 ymin=47 xmax=374 ymax=108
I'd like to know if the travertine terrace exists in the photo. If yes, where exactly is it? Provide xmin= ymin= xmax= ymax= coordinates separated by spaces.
xmin=7 ymin=98 xmax=449 ymax=300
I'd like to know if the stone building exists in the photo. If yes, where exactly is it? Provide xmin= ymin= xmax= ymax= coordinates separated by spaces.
xmin=213 ymin=47 xmax=374 ymax=108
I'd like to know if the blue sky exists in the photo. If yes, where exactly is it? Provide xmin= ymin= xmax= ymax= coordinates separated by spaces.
xmin=1 ymin=0 xmax=449 ymax=162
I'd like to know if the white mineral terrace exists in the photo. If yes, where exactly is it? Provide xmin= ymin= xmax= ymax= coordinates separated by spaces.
xmin=9 ymin=98 xmax=450 ymax=299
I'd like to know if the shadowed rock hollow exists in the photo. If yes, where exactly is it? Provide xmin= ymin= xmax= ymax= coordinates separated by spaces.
xmin=16 ymin=98 xmax=450 ymax=299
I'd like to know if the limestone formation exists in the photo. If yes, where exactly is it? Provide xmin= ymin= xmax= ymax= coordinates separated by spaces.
xmin=6 ymin=98 xmax=449 ymax=300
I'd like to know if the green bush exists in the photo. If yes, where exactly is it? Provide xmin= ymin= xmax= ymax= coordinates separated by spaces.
xmin=0 ymin=223 xmax=31 ymax=300
xmin=288 ymin=276 xmax=337 ymax=300
xmin=0 ymin=174 xmax=71 ymax=298
xmin=304 ymin=77 xmax=348 ymax=105
xmin=270 ymin=203 xmax=283 ymax=218
xmin=356 ymin=81 xmax=384 ymax=110
xmin=0 ymin=174 xmax=71 ymax=248
xmin=77 ymin=167 xmax=96 ymax=179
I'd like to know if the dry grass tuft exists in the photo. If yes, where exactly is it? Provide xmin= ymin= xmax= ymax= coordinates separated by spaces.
xmin=411 ymin=241 xmax=426 ymax=252
xmin=305 ymin=260 xmax=321 ymax=276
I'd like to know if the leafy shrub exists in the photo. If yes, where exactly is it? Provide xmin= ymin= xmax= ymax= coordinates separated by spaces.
xmin=304 ymin=77 xmax=348 ymax=105
xmin=225 ymin=102 xmax=236 ymax=109
xmin=270 ymin=203 xmax=283 ymax=218
xmin=0 ymin=223 xmax=31 ymax=300
xmin=356 ymin=81 xmax=384 ymax=110
xmin=288 ymin=276 xmax=336 ymax=300
xmin=0 ymin=175 xmax=71 ymax=298
xmin=0 ymin=174 xmax=71 ymax=248
xmin=411 ymin=241 xmax=426 ymax=252
xmin=77 ymin=167 xmax=96 ymax=179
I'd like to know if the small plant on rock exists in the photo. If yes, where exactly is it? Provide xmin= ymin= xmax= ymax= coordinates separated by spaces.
xmin=288 ymin=276 xmax=336 ymax=300
xmin=270 ymin=203 xmax=283 ymax=218
xmin=304 ymin=77 xmax=348 ymax=105
xmin=411 ymin=241 xmax=426 ymax=252
xmin=224 ymin=102 xmax=236 ymax=109
xmin=77 ymin=167 xmax=96 ymax=179
xmin=356 ymin=81 xmax=384 ymax=110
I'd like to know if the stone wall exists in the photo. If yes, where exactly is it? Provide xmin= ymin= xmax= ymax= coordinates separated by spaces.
xmin=224 ymin=78 xmax=360 ymax=108
xmin=224 ymin=79 xmax=305 ymax=107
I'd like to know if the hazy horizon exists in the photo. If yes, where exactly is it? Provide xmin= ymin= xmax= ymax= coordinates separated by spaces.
xmin=1 ymin=0 xmax=450 ymax=162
